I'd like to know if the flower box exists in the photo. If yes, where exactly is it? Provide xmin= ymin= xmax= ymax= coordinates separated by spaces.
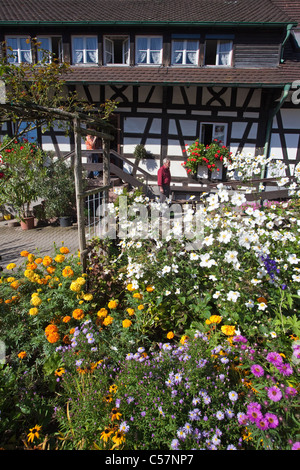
xmin=197 ymin=164 xmax=209 ymax=179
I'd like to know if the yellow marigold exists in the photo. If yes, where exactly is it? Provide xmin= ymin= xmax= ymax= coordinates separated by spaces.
xmin=180 ymin=335 xmax=189 ymax=345
xmin=27 ymin=254 xmax=35 ymax=262
xmin=20 ymin=250 xmax=30 ymax=257
xmin=54 ymin=254 xmax=65 ymax=263
xmin=97 ymin=308 xmax=108 ymax=318
xmin=47 ymin=266 xmax=56 ymax=274
xmin=122 ymin=319 xmax=132 ymax=328
xmin=146 ymin=285 xmax=154 ymax=292
xmin=60 ymin=246 xmax=70 ymax=254
xmin=221 ymin=325 xmax=236 ymax=336
xmin=35 ymin=257 xmax=43 ymax=264
xmin=72 ymin=308 xmax=84 ymax=320
xmin=70 ymin=281 xmax=81 ymax=293
xmin=6 ymin=263 xmax=16 ymax=270
xmin=206 ymin=315 xmax=222 ymax=325
xmin=62 ymin=315 xmax=71 ymax=323
xmin=29 ymin=307 xmax=38 ymax=316
xmin=137 ymin=304 xmax=144 ymax=310
xmin=42 ymin=256 xmax=52 ymax=267
xmin=108 ymin=300 xmax=118 ymax=309
xmin=103 ymin=315 xmax=113 ymax=326
xmin=126 ymin=308 xmax=135 ymax=316
xmin=24 ymin=269 xmax=35 ymax=279
xmin=62 ymin=266 xmax=74 ymax=278
xmin=76 ymin=277 xmax=86 ymax=286
xmin=5 ymin=299 xmax=12 ymax=304
xmin=18 ymin=351 xmax=27 ymax=359
xmin=133 ymin=292 xmax=143 ymax=300
xmin=83 ymin=293 xmax=93 ymax=301
xmin=30 ymin=296 xmax=42 ymax=307
xmin=167 ymin=331 xmax=174 ymax=339
xmin=6 ymin=277 xmax=15 ymax=282
xmin=126 ymin=283 xmax=135 ymax=291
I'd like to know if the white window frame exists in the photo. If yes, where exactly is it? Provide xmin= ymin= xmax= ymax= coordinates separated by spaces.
xmin=135 ymin=36 xmax=163 ymax=65
xmin=36 ymin=36 xmax=52 ymax=63
xmin=204 ymin=39 xmax=233 ymax=67
xmin=5 ymin=36 xmax=32 ymax=64
xmin=104 ymin=35 xmax=130 ymax=65
xmin=171 ymin=39 xmax=199 ymax=66
xmin=71 ymin=35 xmax=98 ymax=65
xmin=200 ymin=122 xmax=228 ymax=146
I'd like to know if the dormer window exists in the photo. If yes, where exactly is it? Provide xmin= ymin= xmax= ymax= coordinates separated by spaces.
xmin=6 ymin=36 xmax=32 ymax=63
xmin=136 ymin=36 xmax=162 ymax=65
xmin=171 ymin=39 xmax=199 ymax=65
xmin=72 ymin=36 xmax=98 ymax=65
xmin=104 ymin=36 xmax=130 ymax=65
xmin=204 ymin=37 xmax=233 ymax=66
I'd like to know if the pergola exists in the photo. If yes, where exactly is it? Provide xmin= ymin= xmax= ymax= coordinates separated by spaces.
xmin=0 ymin=101 xmax=115 ymax=271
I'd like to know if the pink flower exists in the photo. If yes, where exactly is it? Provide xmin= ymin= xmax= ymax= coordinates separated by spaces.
xmin=267 ymin=386 xmax=282 ymax=402
xmin=265 ymin=413 xmax=279 ymax=429
xmin=250 ymin=364 xmax=264 ymax=377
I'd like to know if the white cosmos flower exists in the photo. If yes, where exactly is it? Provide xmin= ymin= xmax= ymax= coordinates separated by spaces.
xmin=218 ymin=230 xmax=232 ymax=244
xmin=224 ymin=250 xmax=239 ymax=264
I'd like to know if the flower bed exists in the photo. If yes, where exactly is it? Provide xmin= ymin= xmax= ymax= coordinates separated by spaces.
xmin=0 ymin=185 xmax=299 ymax=450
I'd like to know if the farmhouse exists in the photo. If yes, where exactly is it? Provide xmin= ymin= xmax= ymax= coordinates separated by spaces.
xmin=0 ymin=0 xmax=300 ymax=193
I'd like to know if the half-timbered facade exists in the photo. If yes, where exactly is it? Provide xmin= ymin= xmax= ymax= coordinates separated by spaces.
xmin=1 ymin=0 xmax=300 ymax=188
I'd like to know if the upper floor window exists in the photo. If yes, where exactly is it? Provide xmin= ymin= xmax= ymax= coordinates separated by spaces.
xmin=200 ymin=123 xmax=227 ymax=146
xmin=136 ymin=36 xmax=162 ymax=65
xmin=36 ymin=37 xmax=52 ymax=63
xmin=204 ymin=38 xmax=233 ymax=66
xmin=104 ymin=36 xmax=130 ymax=65
xmin=72 ymin=36 xmax=98 ymax=65
xmin=171 ymin=39 xmax=199 ymax=65
xmin=6 ymin=36 xmax=32 ymax=63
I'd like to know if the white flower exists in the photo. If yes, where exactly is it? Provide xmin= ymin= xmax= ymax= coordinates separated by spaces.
xmin=288 ymin=254 xmax=299 ymax=265
xmin=227 ymin=291 xmax=240 ymax=302
xmin=213 ymin=291 xmax=221 ymax=299
xmin=203 ymin=234 xmax=214 ymax=246
xmin=257 ymin=302 xmax=267 ymax=310
xmin=245 ymin=299 xmax=255 ymax=308
xmin=224 ymin=250 xmax=239 ymax=264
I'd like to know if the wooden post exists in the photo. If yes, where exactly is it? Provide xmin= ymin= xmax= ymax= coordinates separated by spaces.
xmin=102 ymin=137 xmax=111 ymax=200
xmin=73 ymin=116 xmax=87 ymax=272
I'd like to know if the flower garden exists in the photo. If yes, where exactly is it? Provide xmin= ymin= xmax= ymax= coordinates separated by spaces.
xmin=1 ymin=161 xmax=300 ymax=450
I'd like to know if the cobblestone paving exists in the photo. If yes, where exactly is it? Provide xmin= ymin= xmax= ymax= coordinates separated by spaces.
xmin=0 ymin=220 xmax=80 ymax=269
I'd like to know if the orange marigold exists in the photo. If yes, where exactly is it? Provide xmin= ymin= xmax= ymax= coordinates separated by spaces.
xmin=60 ymin=247 xmax=70 ymax=254
xmin=72 ymin=308 xmax=84 ymax=320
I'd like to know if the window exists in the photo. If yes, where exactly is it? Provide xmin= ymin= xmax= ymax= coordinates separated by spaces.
xmin=171 ymin=39 xmax=199 ymax=65
xmin=104 ymin=36 xmax=129 ymax=65
xmin=6 ymin=36 xmax=32 ymax=63
xmin=72 ymin=36 xmax=98 ymax=65
xmin=136 ymin=36 xmax=162 ymax=64
xmin=204 ymin=39 xmax=233 ymax=66
xmin=200 ymin=123 xmax=227 ymax=146
xmin=36 ymin=37 xmax=52 ymax=63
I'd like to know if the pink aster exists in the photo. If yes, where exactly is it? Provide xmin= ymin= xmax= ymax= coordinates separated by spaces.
xmin=277 ymin=363 xmax=293 ymax=376
xmin=267 ymin=386 xmax=282 ymax=402
xmin=266 ymin=352 xmax=283 ymax=366
xmin=265 ymin=413 xmax=279 ymax=429
xmin=256 ymin=417 xmax=269 ymax=430
xmin=250 ymin=364 xmax=264 ymax=377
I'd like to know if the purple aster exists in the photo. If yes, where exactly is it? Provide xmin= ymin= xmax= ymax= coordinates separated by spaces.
xmin=233 ymin=335 xmax=248 ymax=343
xmin=265 ymin=413 xmax=279 ymax=429
xmin=237 ymin=413 xmax=248 ymax=426
xmin=277 ymin=363 xmax=293 ymax=376
xmin=266 ymin=351 xmax=283 ymax=366
xmin=256 ymin=417 xmax=269 ymax=431
xmin=292 ymin=442 xmax=300 ymax=450
xmin=247 ymin=403 xmax=263 ymax=423
xmin=267 ymin=386 xmax=282 ymax=402
xmin=285 ymin=386 xmax=297 ymax=397
xmin=171 ymin=438 xmax=180 ymax=449
xmin=250 ymin=364 xmax=264 ymax=377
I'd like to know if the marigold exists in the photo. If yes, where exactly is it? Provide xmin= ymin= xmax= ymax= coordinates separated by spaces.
xmin=72 ymin=308 xmax=84 ymax=320
xmin=10 ymin=280 xmax=20 ymax=290
xmin=221 ymin=325 xmax=236 ymax=336
xmin=206 ymin=315 xmax=222 ymax=325
xmin=126 ymin=308 xmax=135 ymax=316
xmin=27 ymin=254 xmax=35 ymax=262
xmin=18 ymin=351 xmax=27 ymax=359
xmin=42 ymin=256 xmax=52 ymax=267
xmin=146 ymin=285 xmax=154 ymax=292
xmin=103 ymin=315 xmax=113 ymax=326
xmin=83 ymin=293 xmax=93 ymax=301
xmin=180 ymin=335 xmax=189 ymax=345
xmin=97 ymin=308 xmax=108 ymax=318
xmin=108 ymin=300 xmax=118 ymax=309
xmin=62 ymin=266 xmax=74 ymax=278
xmin=62 ymin=315 xmax=71 ymax=323
xmin=47 ymin=266 xmax=56 ymax=274
xmin=122 ymin=319 xmax=132 ymax=328
xmin=133 ymin=292 xmax=143 ymax=299
xmin=29 ymin=307 xmax=38 ymax=316
xmin=30 ymin=296 xmax=42 ymax=307
xmin=137 ymin=304 xmax=144 ymax=310
xmin=126 ymin=283 xmax=135 ymax=291
xmin=35 ymin=257 xmax=43 ymax=264
xmin=6 ymin=263 xmax=16 ymax=270
xmin=167 ymin=331 xmax=174 ymax=339
xmin=60 ymin=246 xmax=70 ymax=254
xmin=54 ymin=254 xmax=65 ymax=263
xmin=20 ymin=250 xmax=30 ymax=257
xmin=70 ymin=281 xmax=81 ymax=293
xmin=46 ymin=332 xmax=60 ymax=343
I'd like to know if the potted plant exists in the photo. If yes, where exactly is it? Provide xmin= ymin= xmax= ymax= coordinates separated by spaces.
xmin=182 ymin=139 xmax=232 ymax=180
xmin=41 ymin=156 xmax=76 ymax=226
xmin=0 ymin=136 xmax=47 ymax=229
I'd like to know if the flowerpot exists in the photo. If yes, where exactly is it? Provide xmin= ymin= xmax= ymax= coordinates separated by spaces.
xmin=20 ymin=216 xmax=35 ymax=230
xmin=210 ymin=162 xmax=223 ymax=180
xmin=197 ymin=164 xmax=209 ymax=180
xmin=187 ymin=173 xmax=198 ymax=182
xmin=59 ymin=216 xmax=73 ymax=227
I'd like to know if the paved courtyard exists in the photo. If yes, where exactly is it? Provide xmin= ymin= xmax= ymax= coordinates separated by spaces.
xmin=0 ymin=219 xmax=80 ymax=269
